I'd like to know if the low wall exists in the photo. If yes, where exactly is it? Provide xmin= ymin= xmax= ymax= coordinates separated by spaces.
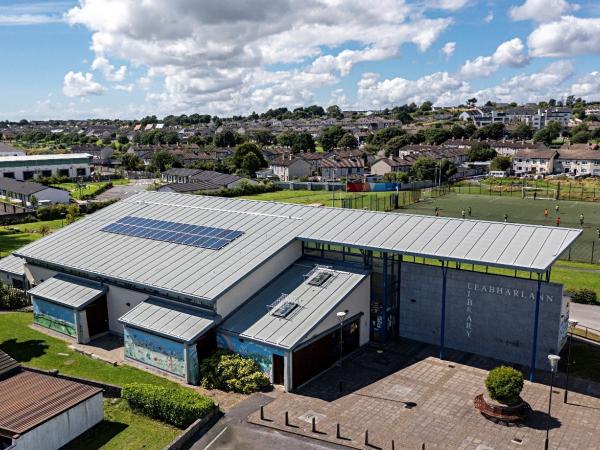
xmin=162 ymin=404 xmax=221 ymax=450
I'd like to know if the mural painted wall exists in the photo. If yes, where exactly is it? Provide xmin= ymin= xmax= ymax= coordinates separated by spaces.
xmin=217 ymin=333 xmax=285 ymax=374
xmin=187 ymin=345 xmax=199 ymax=385
xmin=33 ymin=298 xmax=76 ymax=338
xmin=124 ymin=327 xmax=185 ymax=378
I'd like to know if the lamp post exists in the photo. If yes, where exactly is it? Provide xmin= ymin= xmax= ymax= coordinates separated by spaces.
xmin=564 ymin=319 xmax=578 ymax=403
xmin=336 ymin=311 xmax=347 ymax=366
xmin=545 ymin=354 xmax=560 ymax=450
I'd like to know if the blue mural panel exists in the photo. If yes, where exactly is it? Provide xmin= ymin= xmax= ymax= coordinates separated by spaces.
xmin=33 ymin=298 xmax=76 ymax=338
xmin=217 ymin=333 xmax=285 ymax=374
xmin=124 ymin=327 xmax=185 ymax=378
xmin=187 ymin=345 xmax=199 ymax=385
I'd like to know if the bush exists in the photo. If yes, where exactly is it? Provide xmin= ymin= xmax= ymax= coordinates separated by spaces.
xmin=200 ymin=181 xmax=281 ymax=198
xmin=571 ymin=288 xmax=598 ymax=305
xmin=36 ymin=204 xmax=69 ymax=221
xmin=0 ymin=282 xmax=29 ymax=310
xmin=485 ymin=366 xmax=524 ymax=405
xmin=200 ymin=350 xmax=270 ymax=394
xmin=122 ymin=383 xmax=214 ymax=428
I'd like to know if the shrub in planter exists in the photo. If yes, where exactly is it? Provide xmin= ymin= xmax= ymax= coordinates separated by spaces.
xmin=200 ymin=350 xmax=270 ymax=394
xmin=485 ymin=366 xmax=524 ymax=406
xmin=571 ymin=288 xmax=598 ymax=305
xmin=122 ymin=383 xmax=214 ymax=428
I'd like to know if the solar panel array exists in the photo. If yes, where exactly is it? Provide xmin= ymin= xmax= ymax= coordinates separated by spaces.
xmin=101 ymin=216 xmax=243 ymax=250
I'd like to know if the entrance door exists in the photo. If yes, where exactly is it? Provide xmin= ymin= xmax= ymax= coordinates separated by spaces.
xmin=86 ymin=296 xmax=109 ymax=337
xmin=272 ymin=354 xmax=285 ymax=385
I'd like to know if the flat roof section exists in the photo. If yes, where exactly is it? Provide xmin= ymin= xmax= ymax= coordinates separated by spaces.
xmin=0 ymin=370 xmax=101 ymax=438
xmin=0 ymin=254 xmax=25 ymax=276
xmin=28 ymin=274 xmax=106 ymax=310
xmin=219 ymin=260 xmax=369 ymax=350
xmin=119 ymin=297 xmax=215 ymax=343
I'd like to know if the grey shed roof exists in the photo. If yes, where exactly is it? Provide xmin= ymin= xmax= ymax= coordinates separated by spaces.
xmin=15 ymin=191 xmax=581 ymax=306
xmin=219 ymin=260 xmax=368 ymax=350
xmin=0 ymin=254 xmax=25 ymax=276
xmin=28 ymin=274 xmax=106 ymax=309
xmin=119 ymin=298 xmax=215 ymax=343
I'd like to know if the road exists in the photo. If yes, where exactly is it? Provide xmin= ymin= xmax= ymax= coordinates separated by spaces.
xmin=95 ymin=179 xmax=156 ymax=201
xmin=570 ymin=302 xmax=600 ymax=331
xmin=187 ymin=393 xmax=344 ymax=450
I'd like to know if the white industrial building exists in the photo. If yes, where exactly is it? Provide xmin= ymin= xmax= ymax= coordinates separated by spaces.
xmin=0 ymin=178 xmax=70 ymax=207
xmin=0 ymin=154 xmax=92 ymax=181
xmin=7 ymin=191 xmax=581 ymax=390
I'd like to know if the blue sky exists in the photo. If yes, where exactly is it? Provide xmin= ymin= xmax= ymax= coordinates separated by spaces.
xmin=1 ymin=0 xmax=600 ymax=120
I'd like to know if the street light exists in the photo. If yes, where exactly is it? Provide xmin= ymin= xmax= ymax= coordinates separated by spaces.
xmin=336 ymin=311 xmax=347 ymax=366
xmin=564 ymin=319 xmax=578 ymax=403
xmin=545 ymin=354 xmax=560 ymax=450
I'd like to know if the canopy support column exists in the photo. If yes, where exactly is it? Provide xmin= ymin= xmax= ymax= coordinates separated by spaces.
xmin=529 ymin=274 xmax=543 ymax=382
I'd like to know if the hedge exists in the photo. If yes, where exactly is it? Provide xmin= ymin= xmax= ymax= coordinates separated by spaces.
xmin=121 ymin=383 xmax=214 ymax=428
xmin=571 ymin=288 xmax=598 ymax=305
xmin=200 ymin=181 xmax=281 ymax=198
xmin=200 ymin=350 xmax=270 ymax=394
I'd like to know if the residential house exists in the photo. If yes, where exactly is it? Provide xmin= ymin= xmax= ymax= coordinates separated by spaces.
xmin=71 ymin=144 xmax=114 ymax=165
xmin=555 ymin=146 xmax=600 ymax=176
xmin=370 ymin=157 xmax=412 ymax=176
xmin=269 ymin=156 xmax=312 ymax=181
xmin=320 ymin=157 xmax=365 ymax=181
xmin=512 ymin=150 xmax=558 ymax=175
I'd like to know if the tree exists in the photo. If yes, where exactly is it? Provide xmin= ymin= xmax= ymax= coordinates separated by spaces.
xmin=411 ymin=157 xmax=437 ymax=181
xmin=240 ymin=152 xmax=262 ymax=177
xmin=367 ymin=127 xmax=405 ymax=146
xmin=326 ymin=105 xmax=343 ymax=119
xmin=464 ymin=122 xmax=477 ymax=137
xmin=424 ymin=128 xmax=452 ymax=145
xmin=337 ymin=133 xmax=358 ymax=149
xmin=533 ymin=120 xmax=562 ymax=145
xmin=384 ymin=135 xmax=413 ymax=156
xmin=468 ymin=143 xmax=497 ymax=162
xmin=30 ymin=195 xmax=38 ymax=208
xmin=277 ymin=131 xmax=297 ymax=148
xmin=473 ymin=123 xmax=505 ymax=140
xmin=250 ymin=130 xmax=275 ymax=146
xmin=213 ymin=130 xmax=237 ymax=147
xmin=395 ymin=110 xmax=412 ymax=124
xmin=384 ymin=171 xmax=409 ymax=183
xmin=510 ymin=123 xmax=533 ymax=140
xmin=467 ymin=97 xmax=478 ymax=108
xmin=66 ymin=203 xmax=80 ymax=224
xmin=318 ymin=126 xmax=346 ymax=152
xmin=450 ymin=124 xmax=468 ymax=139
xmin=117 ymin=135 xmax=129 ymax=145
xmin=292 ymin=132 xmax=315 ymax=152
xmin=232 ymin=142 xmax=266 ymax=170
xmin=121 ymin=153 xmax=143 ymax=171
xmin=420 ymin=101 xmax=433 ymax=112
xmin=150 ymin=150 xmax=176 ymax=172
xmin=571 ymin=131 xmax=591 ymax=144
xmin=490 ymin=155 xmax=512 ymax=171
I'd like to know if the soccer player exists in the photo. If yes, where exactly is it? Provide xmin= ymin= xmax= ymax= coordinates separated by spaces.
xmin=544 ymin=208 xmax=548 ymax=218
xmin=555 ymin=204 xmax=560 ymax=213
xmin=556 ymin=216 xmax=561 ymax=227
xmin=461 ymin=209 xmax=466 ymax=219
xmin=597 ymin=227 xmax=600 ymax=240
xmin=504 ymin=213 xmax=508 ymax=223
xmin=468 ymin=206 xmax=472 ymax=217
xmin=580 ymin=213 xmax=585 ymax=226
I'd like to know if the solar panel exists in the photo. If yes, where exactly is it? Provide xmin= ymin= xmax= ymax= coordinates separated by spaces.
xmin=101 ymin=216 xmax=243 ymax=250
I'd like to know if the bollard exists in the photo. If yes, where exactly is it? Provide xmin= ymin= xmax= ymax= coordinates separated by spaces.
xmin=365 ymin=429 xmax=369 ymax=446
xmin=392 ymin=440 xmax=395 ymax=450
xmin=312 ymin=416 xmax=317 ymax=433
xmin=285 ymin=411 xmax=289 ymax=426
xmin=260 ymin=405 xmax=265 ymax=421
xmin=422 ymin=443 xmax=425 ymax=450
xmin=336 ymin=423 xmax=341 ymax=439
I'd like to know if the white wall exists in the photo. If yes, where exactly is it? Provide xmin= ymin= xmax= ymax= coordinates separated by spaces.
xmin=106 ymin=284 xmax=149 ymax=334
xmin=298 ymin=275 xmax=371 ymax=347
xmin=215 ymin=241 xmax=302 ymax=318
xmin=13 ymin=392 xmax=103 ymax=450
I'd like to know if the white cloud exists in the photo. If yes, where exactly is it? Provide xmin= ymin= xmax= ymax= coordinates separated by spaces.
xmin=91 ymin=56 xmax=127 ymax=81
xmin=114 ymin=84 xmax=134 ymax=92
xmin=0 ymin=1 xmax=70 ymax=25
xmin=569 ymin=71 xmax=600 ymax=98
xmin=424 ymin=0 xmax=473 ymax=11
xmin=441 ymin=42 xmax=456 ymax=59
xmin=484 ymin=11 xmax=494 ymax=23
xmin=62 ymin=71 xmax=106 ymax=97
xmin=460 ymin=38 xmax=529 ymax=78
xmin=509 ymin=0 xmax=578 ymax=22
xmin=528 ymin=16 xmax=600 ymax=57
xmin=64 ymin=0 xmax=454 ymax=115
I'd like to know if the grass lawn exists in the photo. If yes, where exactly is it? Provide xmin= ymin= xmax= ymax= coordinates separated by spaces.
xmin=64 ymin=399 xmax=179 ymax=450
xmin=0 ymin=219 xmax=68 ymax=257
xmin=52 ymin=179 xmax=128 ymax=199
xmin=0 ymin=312 xmax=180 ymax=389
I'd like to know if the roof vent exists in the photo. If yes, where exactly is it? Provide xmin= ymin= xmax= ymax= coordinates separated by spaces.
xmin=272 ymin=301 xmax=300 ymax=318
xmin=308 ymin=271 xmax=332 ymax=286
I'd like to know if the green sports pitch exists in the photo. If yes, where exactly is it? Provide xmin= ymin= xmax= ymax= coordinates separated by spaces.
xmin=401 ymin=192 xmax=599 ymax=263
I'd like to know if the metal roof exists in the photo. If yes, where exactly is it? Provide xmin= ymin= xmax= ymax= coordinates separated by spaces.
xmin=28 ymin=274 xmax=106 ymax=310
xmin=119 ymin=297 xmax=215 ymax=343
xmin=0 ymin=370 xmax=101 ymax=438
xmin=15 ymin=191 xmax=581 ymax=305
xmin=219 ymin=260 xmax=368 ymax=350
xmin=0 ymin=254 xmax=25 ymax=276
xmin=0 ymin=350 xmax=20 ymax=379
xmin=0 ymin=153 xmax=91 ymax=163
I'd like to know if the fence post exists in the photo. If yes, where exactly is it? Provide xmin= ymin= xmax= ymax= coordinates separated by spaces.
xmin=592 ymin=241 xmax=595 ymax=265
xmin=568 ymin=247 xmax=571 ymax=261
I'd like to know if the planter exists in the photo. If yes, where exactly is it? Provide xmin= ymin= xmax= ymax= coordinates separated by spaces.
xmin=474 ymin=393 xmax=531 ymax=423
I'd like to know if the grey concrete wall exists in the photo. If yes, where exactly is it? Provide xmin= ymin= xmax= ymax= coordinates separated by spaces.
xmin=13 ymin=392 xmax=103 ymax=450
xmin=399 ymin=262 xmax=564 ymax=370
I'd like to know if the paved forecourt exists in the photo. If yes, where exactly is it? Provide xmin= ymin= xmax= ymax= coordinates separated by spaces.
xmin=249 ymin=342 xmax=600 ymax=450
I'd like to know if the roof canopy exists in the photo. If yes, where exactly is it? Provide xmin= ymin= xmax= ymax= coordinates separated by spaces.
xmin=0 ymin=255 xmax=25 ymax=276
xmin=119 ymin=297 xmax=215 ymax=343
xmin=28 ymin=274 xmax=106 ymax=310
xmin=16 ymin=192 xmax=581 ymax=304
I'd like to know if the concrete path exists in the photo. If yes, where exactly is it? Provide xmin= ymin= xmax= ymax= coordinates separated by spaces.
xmin=95 ymin=178 xmax=156 ymax=201
xmin=571 ymin=302 xmax=600 ymax=331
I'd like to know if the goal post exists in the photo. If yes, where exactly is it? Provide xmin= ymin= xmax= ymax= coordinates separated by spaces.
xmin=521 ymin=186 xmax=557 ymax=200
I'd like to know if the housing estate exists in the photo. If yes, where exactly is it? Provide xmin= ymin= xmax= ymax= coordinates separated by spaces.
xmin=6 ymin=191 xmax=580 ymax=391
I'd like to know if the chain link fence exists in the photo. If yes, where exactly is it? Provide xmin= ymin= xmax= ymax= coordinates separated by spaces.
xmin=451 ymin=180 xmax=600 ymax=202
xmin=558 ymin=240 xmax=599 ymax=265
